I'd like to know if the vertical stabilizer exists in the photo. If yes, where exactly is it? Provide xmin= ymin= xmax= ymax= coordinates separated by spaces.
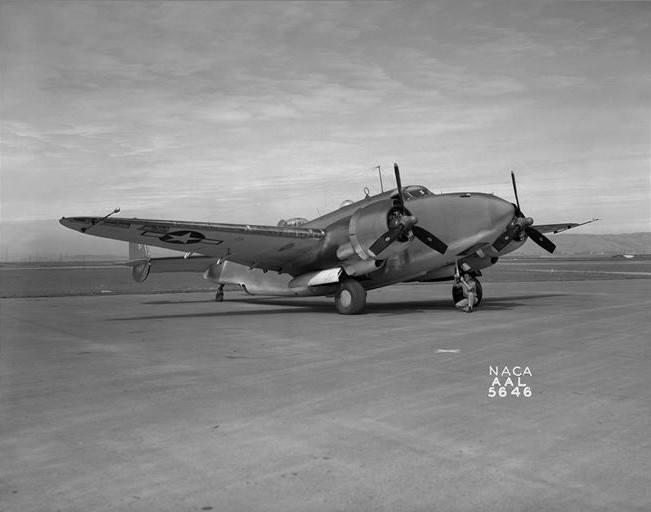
xmin=129 ymin=243 xmax=150 ymax=261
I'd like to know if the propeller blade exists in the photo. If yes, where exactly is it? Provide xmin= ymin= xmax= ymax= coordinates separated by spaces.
xmin=394 ymin=163 xmax=406 ymax=210
xmin=492 ymin=231 xmax=515 ymax=252
xmin=368 ymin=164 xmax=448 ymax=257
xmin=369 ymin=227 xmax=404 ymax=256
xmin=492 ymin=217 xmax=522 ymax=252
xmin=412 ymin=226 xmax=447 ymax=254
xmin=525 ymin=226 xmax=556 ymax=253
xmin=511 ymin=171 xmax=521 ymax=214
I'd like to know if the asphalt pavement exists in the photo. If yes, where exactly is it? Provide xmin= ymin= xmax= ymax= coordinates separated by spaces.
xmin=1 ymin=280 xmax=650 ymax=511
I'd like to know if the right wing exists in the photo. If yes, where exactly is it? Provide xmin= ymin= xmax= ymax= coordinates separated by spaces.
xmin=60 ymin=216 xmax=327 ymax=275
xmin=532 ymin=218 xmax=600 ymax=234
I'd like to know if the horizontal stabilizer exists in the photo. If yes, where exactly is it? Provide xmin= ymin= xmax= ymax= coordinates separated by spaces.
xmin=128 ymin=256 xmax=217 ymax=274
xmin=123 ymin=255 xmax=218 ymax=282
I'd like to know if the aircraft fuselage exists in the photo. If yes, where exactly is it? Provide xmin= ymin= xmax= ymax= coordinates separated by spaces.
xmin=301 ymin=188 xmax=523 ymax=287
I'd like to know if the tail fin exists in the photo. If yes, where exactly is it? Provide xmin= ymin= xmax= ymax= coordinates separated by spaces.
xmin=129 ymin=243 xmax=150 ymax=261
xmin=128 ymin=243 xmax=151 ymax=282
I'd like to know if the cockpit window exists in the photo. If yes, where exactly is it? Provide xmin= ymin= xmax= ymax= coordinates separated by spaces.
xmin=278 ymin=217 xmax=309 ymax=227
xmin=402 ymin=185 xmax=432 ymax=200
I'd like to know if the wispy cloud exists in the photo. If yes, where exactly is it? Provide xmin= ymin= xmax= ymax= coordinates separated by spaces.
xmin=1 ymin=0 xmax=649 ymax=242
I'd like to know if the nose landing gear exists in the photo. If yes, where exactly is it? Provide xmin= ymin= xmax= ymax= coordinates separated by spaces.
xmin=452 ymin=276 xmax=483 ymax=306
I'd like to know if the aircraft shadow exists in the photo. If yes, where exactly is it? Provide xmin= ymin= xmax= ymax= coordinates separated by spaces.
xmin=109 ymin=305 xmax=331 ymax=321
xmin=109 ymin=293 xmax=566 ymax=321
xmin=481 ymin=293 xmax=567 ymax=302
xmin=142 ymin=298 xmax=218 ymax=305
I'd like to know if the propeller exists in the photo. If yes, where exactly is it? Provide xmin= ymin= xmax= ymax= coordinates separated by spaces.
xmin=494 ymin=172 xmax=556 ymax=253
xmin=369 ymin=164 xmax=447 ymax=257
xmin=511 ymin=171 xmax=521 ymax=213
xmin=525 ymin=225 xmax=556 ymax=253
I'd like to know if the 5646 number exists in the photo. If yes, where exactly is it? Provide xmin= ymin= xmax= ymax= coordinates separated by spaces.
xmin=488 ymin=386 xmax=532 ymax=398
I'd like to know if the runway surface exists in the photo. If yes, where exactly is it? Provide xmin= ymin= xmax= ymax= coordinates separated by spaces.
xmin=2 ymin=280 xmax=650 ymax=511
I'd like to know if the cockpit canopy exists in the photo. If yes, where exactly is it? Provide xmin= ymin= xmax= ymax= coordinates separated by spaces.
xmin=397 ymin=185 xmax=433 ymax=200
xmin=277 ymin=217 xmax=309 ymax=227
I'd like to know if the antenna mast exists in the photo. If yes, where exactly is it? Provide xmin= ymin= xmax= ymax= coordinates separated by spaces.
xmin=376 ymin=165 xmax=384 ymax=192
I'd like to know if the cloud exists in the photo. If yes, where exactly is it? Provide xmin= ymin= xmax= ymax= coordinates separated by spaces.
xmin=1 ymin=0 xmax=649 ymax=253
xmin=537 ymin=74 xmax=593 ymax=90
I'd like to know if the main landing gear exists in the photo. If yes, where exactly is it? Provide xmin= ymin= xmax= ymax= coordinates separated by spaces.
xmin=335 ymin=280 xmax=367 ymax=315
xmin=215 ymin=284 xmax=225 ymax=302
xmin=452 ymin=277 xmax=483 ymax=306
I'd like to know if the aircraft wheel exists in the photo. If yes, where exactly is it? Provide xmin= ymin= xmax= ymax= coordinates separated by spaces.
xmin=452 ymin=285 xmax=464 ymax=304
xmin=452 ymin=279 xmax=483 ymax=306
xmin=335 ymin=280 xmax=366 ymax=315
xmin=475 ymin=279 xmax=483 ymax=306
xmin=215 ymin=292 xmax=224 ymax=302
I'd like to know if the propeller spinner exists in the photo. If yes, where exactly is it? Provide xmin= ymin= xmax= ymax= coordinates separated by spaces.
xmin=369 ymin=164 xmax=447 ymax=257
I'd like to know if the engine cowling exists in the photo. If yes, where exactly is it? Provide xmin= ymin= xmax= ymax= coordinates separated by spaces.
xmin=348 ymin=199 xmax=413 ymax=260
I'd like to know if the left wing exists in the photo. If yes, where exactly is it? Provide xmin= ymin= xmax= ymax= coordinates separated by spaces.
xmin=60 ymin=216 xmax=326 ymax=275
xmin=532 ymin=218 xmax=599 ymax=234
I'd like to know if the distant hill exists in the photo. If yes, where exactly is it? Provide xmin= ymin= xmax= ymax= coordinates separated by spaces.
xmin=513 ymin=233 xmax=651 ymax=256
xmin=1 ymin=219 xmax=649 ymax=261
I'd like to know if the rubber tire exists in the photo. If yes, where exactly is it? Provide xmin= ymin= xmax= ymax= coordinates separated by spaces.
xmin=215 ymin=292 xmax=224 ymax=302
xmin=452 ymin=278 xmax=483 ymax=306
xmin=335 ymin=280 xmax=367 ymax=315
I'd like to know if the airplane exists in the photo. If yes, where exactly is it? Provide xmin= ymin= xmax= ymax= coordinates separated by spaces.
xmin=60 ymin=164 xmax=597 ymax=314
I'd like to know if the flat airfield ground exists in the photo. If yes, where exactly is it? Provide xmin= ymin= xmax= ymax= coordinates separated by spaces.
xmin=1 ymin=260 xmax=650 ymax=511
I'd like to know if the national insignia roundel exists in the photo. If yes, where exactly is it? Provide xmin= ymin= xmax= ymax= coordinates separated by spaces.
xmin=159 ymin=230 xmax=205 ymax=244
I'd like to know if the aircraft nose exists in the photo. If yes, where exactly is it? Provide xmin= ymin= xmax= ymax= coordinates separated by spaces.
xmin=489 ymin=196 xmax=518 ymax=225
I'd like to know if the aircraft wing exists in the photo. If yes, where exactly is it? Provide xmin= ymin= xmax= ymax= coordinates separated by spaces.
xmin=532 ymin=218 xmax=599 ymax=234
xmin=60 ymin=216 xmax=326 ymax=275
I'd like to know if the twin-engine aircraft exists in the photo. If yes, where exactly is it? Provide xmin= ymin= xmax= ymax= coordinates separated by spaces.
xmin=60 ymin=165 xmax=596 ymax=314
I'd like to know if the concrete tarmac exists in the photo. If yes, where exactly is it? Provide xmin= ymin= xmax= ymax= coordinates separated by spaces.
xmin=1 ymin=280 xmax=650 ymax=511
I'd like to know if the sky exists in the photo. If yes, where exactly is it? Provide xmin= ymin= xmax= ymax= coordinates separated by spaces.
xmin=1 ymin=0 xmax=649 ymax=258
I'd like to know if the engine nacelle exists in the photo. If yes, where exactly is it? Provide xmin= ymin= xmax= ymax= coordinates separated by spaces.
xmin=348 ymin=199 xmax=413 ymax=260
xmin=457 ymin=254 xmax=499 ymax=273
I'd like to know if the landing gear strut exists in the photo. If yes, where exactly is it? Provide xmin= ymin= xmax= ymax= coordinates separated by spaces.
xmin=215 ymin=284 xmax=225 ymax=302
xmin=452 ymin=277 xmax=483 ymax=306
xmin=335 ymin=280 xmax=367 ymax=315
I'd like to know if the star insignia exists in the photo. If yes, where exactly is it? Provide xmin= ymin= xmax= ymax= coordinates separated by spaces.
xmin=160 ymin=230 xmax=205 ymax=244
